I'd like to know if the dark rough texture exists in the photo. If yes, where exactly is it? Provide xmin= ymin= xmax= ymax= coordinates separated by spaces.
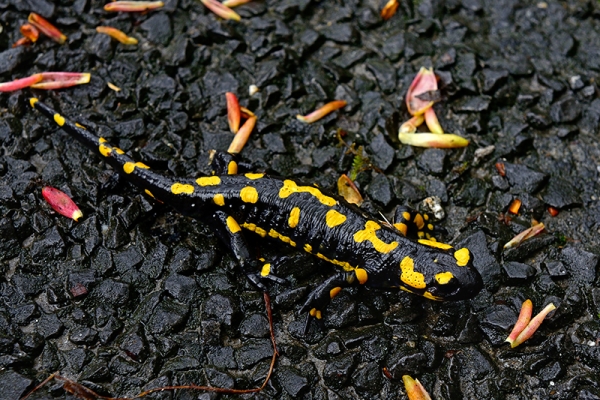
xmin=1 ymin=0 xmax=600 ymax=399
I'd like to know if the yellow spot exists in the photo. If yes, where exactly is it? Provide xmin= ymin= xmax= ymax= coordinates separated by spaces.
xmin=427 ymin=223 xmax=434 ymax=231
xmin=418 ymin=239 xmax=452 ymax=250
xmin=435 ymin=272 xmax=454 ymax=285
xmin=113 ymin=147 xmax=125 ymax=154
xmin=309 ymin=308 xmax=322 ymax=319
xmin=454 ymin=248 xmax=470 ymax=266
xmin=213 ymin=194 xmax=225 ymax=206
xmin=325 ymin=209 xmax=347 ymax=228
xmin=268 ymin=229 xmax=296 ymax=247
xmin=75 ymin=122 xmax=87 ymax=129
xmin=144 ymin=189 xmax=155 ymax=199
xmin=288 ymin=207 xmax=300 ymax=228
xmin=99 ymin=137 xmax=107 ymax=143
xmin=423 ymin=292 xmax=442 ymax=301
xmin=355 ymin=268 xmax=368 ymax=284
xmin=400 ymin=256 xmax=426 ymax=289
xmin=99 ymin=144 xmax=112 ymax=157
xmin=354 ymin=221 xmax=398 ymax=254
xmin=245 ymin=173 xmax=264 ymax=180
xmin=240 ymin=186 xmax=259 ymax=203
xmin=228 ymin=161 xmax=238 ymax=175
xmin=394 ymin=222 xmax=408 ymax=236
xmin=413 ymin=213 xmax=425 ymax=230
xmin=261 ymin=263 xmax=271 ymax=277
xmin=29 ymin=98 xmax=38 ymax=108
xmin=330 ymin=287 xmax=342 ymax=299
xmin=304 ymin=244 xmax=312 ymax=253
xmin=279 ymin=179 xmax=336 ymax=206
xmin=241 ymin=222 xmax=267 ymax=237
xmin=171 ymin=183 xmax=194 ymax=195
xmin=226 ymin=216 xmax=241 ymax=234
xmin=196 ymin=176 xmax=221 ymax=186
xmin=54 ymin=113 xmax=65 ymax=126
xmin=424 ymin=214 xmax=429 ymax=221
xmin=417 ymin=231 xmax=425 ymax=239
xmin=315 ymin=253 xmax=355 ymax=272
xmin=123 ymin=161 xmax=149 ymax=174
xmin=402 ymin=211 xmax=411 ymax=221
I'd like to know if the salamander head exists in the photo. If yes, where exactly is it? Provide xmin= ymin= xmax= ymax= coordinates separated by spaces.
xmin=398 ymin=240 xmax=483 ymax=301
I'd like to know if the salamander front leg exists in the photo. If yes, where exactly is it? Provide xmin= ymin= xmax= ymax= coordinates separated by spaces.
xmin=300 ymin=271 xmax=358 ymax=333
xmin=206 ymin=210 xmax=287 ymax=291
xmin=205 ymin=210 xmax=265 ymax=290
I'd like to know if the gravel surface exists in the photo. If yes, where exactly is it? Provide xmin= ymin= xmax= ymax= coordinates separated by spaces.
xmin=1 ymin=0 xmax=600 ymax=399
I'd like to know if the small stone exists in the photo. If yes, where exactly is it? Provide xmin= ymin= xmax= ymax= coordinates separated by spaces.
xmin=503 ymin=163 xmax=547 ymax=193
xmin=276 ymin=366 xmax=309 ymax=397
xmin=550 ymin=97 xmax=581 ymax=123
xmin=541 ymin=176 xmax=582 ymax=209
xmin=480 ymin=69 xmax=509 ymax=93
xmin=417 ymin=148 xmax=446 ymax=175
xmin=235 ymin=338 xmax=272 ymax=369
xmin=569 ymin=75 xmax=584 ymax=90
xmin=502 ymin=261 xmax=536 ymax=281
xmin=321 ymin=23 xmax=356 ymax=44
xmin=368 ymin=133 xmax=395 ymax=170
xmin=0 ymin=370 xmax=33 ymax=400
xmin=560 ymin=247 xmax=598 ymax=284
xmin=140 ymin=13 xmax=172 ymax=46
xmin=148 ymin=298 xmax=188 ymax=334
xmin=366 ymin=174 xmax=393 ymax=207
xmin=544 ymin=260 xmax=568 ymax=278
xmin=454 ymin=96 xmax=492 ymax=112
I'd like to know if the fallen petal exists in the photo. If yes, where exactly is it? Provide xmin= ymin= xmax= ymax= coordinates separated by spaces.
xmin=240 ymin=106 xmax=255 ymax=118
xmin=399 ymin=115 xmax=425 ymax=134
xmin=42 ymin=186 xmax=83 ymax=221
xmin=495 ymin=162 xmax=506 ymax=176
xmin=201 ymin=0 xmax=241 ymax=21
xmin=12 ymin=37 xmax=33 ymax=48
xmin=398 ymin=132 xmax=469 ymax=148
xmin=511 ymin=303 xmax=557 ymax=348
xmin=28 ymin=12 xmax=67 ymax=44
xmin=0 ymin=74 xmax=43 ymax=92
xmin=20 ymin=24 xmax=40 ymax=42
xmin=337 ymin=174 xmax=363 ymax=206
xmin=406 ymin=67 xmax=438 ymax=116
xmin=296 ymin=100 xmax=347 ymax=123
xmin=503 ymin=222 xmax=545 ymax=249
xmin=222 ymin=0 xmax=251 ymax=7
xmin=30 ymin=72 xmax=91 ymax=90
xmin=104 ymin=1 xmax=164 ymax=12
xmin=424 ymin=107 xmax=444 ymax=134
xmin=508 ymin=198 xmax=522 ymax=214
xmin=402 ymin=375 xmax=432 ymax=400
xmin=380 ymin=0 xmax=399 ymax=20
xmin=226 ymin=92 xmax=241 ymax=133
xmin=107 ymin=82 xmax=121 ymax=91
xmin=96 ymin=26 xmax=138 ymax=45
xmin=249 ymin=84 xmax=260 ymax=96
xmin=548 ymin=206 xmax=559 ymax=217
xmin=228 ymin=116 xmax=256 ymax=154
xmin=505 ymin=299 xmax=532 ymax=346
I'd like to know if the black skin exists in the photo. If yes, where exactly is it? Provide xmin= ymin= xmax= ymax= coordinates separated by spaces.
xmin=30 ymin=98 xmax=484 ymax=331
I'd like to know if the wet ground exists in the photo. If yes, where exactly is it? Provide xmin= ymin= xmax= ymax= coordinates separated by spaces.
xmin=1 ymin=0 xmax=600 ymax=399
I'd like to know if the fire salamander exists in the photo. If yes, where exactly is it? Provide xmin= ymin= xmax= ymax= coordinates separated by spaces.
xmin=30 ymin=98 xmax=483 ymax=330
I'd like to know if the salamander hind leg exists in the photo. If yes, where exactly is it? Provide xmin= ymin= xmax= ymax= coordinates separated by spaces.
xmin=392 ymin=206 xmax=446 ymax=241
